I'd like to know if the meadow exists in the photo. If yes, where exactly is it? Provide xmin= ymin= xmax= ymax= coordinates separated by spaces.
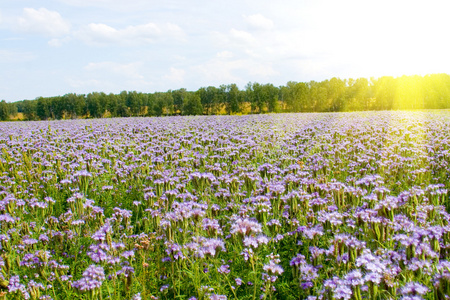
xmin=1 ymin=111 xmax=450 ymax=300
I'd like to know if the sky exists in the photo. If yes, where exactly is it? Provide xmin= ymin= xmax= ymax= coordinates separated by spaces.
xmin=1 ymin=0 xmax=450 ymax=102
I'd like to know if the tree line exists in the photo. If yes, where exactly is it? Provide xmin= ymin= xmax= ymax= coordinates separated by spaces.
xmin=2 ymin=73 xmax=450 ymax=121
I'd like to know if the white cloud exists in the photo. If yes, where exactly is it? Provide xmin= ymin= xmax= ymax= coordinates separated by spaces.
xmin=193 ymin=55 xmax=278 ymax=86
xmin=229 ymin=28 xmax=256 ymax=45
xmin=48 ymin=36 xmax=72 ymax=47
xmin=56 ymin=0 xmax=154 ymax=12
xmin=66 ymin=61 xmax=151 ymax=93
xmin=163 ymin=67 xmax=186 ymax=84
xmin=16 ymin=8 xmax=71 ymax=37
xmin=84 ymin=61 xmax=144 ymax=79
xmin=246 ymin=62 xmax=278 ymax=77
xmin=193 ymin=59 xmax=242 ymax=84
xmin=244 ymin=14 xmax=274 ymax=30
xmin=74 ymin=22 xmax=185 ymax=46
xmin=67 ymin=78 xmax=105 ymax=89
xmin=0 ymin=49 xmax=36 ymax=63
xmin=216 ymin=51 xmax=233 ymax=59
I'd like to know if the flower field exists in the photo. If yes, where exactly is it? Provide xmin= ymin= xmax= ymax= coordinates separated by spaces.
xmin=1 ymin=111 xmax=450 ymax=300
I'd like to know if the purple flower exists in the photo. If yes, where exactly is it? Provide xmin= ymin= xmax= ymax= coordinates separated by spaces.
xmin=201 ymin=238 xmax=226 ymax=257
xmin=218 ymin=264 xmax=230 ymax=275
xmin=0 ymin=214 xmax=15 ymax=223
xmin=344 ymin=269 xmax=364 ymax=286
xmin=263 ymin=261 xmax=284 ymax=275
xmin=364 ymin=272 xmax=382 ymax=284
xmin=8 ymin=275 xmax=29 ymax=299
xmin=74 ymin=170 xmax=92 ymax=178
xmin=72 ymin=265 xmax=105 ymax=292
xmin=230 ymin=218 xmax=262 ymax=236
xmin=333 ymin=285 xmax=352 ymax=300
xmin=209 ymin=294 xmax=227 ymax=300
xmin=87 ymin=244 xmax=109 ymax=263
xmin=400 ymin=282 xmax=429 ymax=296
xmin=202 ymin=218 xmax=223 ymax=235
xmin=121 ymin=250 xmax=135 ymax=259
xmin=299 ymin=264 xmax=319 ymax=282
xmin=160 ymin=284 xmax=169 ymax=292
xmin=243 ymin=236 xmax=259 ymax=248
xmin=301 ymin=281 xmax=314 ymax=289
xmin=131 ymin=293 xmax=142 ymax=300
xmin=290 ymin=254 xmax=306 ymax=267
xmin=117 ymin=266 xmax=135 ymax=278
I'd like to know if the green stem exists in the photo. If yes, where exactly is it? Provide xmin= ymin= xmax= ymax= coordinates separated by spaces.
xmin=225 ymin=276 xmax=238 ymax=300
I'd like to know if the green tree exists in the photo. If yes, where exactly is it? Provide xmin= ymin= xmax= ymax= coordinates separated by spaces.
xmin=263 ymin=83 xmax=279 ymax=112
xmin=327 ymin=77 xmax=346 ymax=111
xmin=63 ymin=93 xmax=86 ymax=119
xmin=282 ymin=81 xmax=299 ymax=112
xmin=7 ymin=102 xmax=18 ymax=118
xmin=127 ymin=91 xmax=144 ymax=116
xmin=36 ymin=97 xmax=51 ymax=120
xmin=0 ymin=100 xmax=8 ymax=121
xmin=182 ymin=92 xmax=203 ymax=115
xmin=225 ymin=83 xmax=242 ymax=114
xmin=198 ymin=86 xmax=219 ymax=115
xmin=343 ymin=78 xmax=371 ymax=111
xmin=163 ymin=90 xmax=174 ymax=115
xmin=282 ymin=81 xmax=310 ymax=112
xmin=116 ymin=91 xmax=130 ymax=117
xmin=22 ymin=100 xmax=37 ymax=120
xmin=153 ymin=91 xmax=174 ymax=116
xmin=253 ymin=83 xmax=265 ymax=113
xmin=372 ymin=76 xmax=396 ymax=110
xmin=423 ymin=74 xmax=450 ymax=109
xmin=87 ymin=92 xmax=103 ymax=118
xmin=145 ymin=93 xmax=156 ymax=116
xmin=106 ymin=93 xmax=118 ymax=116
xmin=172 ymin=88 xmax=187 ymax=114
xmin=309 ymin=81 xmax=327 ymax=112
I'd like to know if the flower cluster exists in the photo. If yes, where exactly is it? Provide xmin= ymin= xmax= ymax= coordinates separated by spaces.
xmin=1 ymin=112 xmax=450 ymax=299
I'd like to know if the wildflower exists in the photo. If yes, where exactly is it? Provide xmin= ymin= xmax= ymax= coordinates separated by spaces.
xmin=241 ymin=248 xmax=253 ymax=261
xmin=235 ymin=278 xmax=242 ymax=286
xmin=202 ymin=218 xmax=223 ymax=235
xmin=300 ymin=264 xmax=319 ymax=282
xmin=0 ymin=214 xmax=15 ymax=223
xmin=290 ymin=253 xmax=306 ymax=267
xmin=344 ymin=269 xmax=364 ymax=286
xmin=364 ymin=272 xmax=382 ymax=284
xmin=400 ymin=282 xmax=429 ymax=296
xmin=209 ymin=294 xmax=227 ymax=300
xmin=333 ymin=285 xmax=352 ymax=300
xmin=218 ymin=265 xmax=230 ymax=275
xmin=230 ymin=218 xmax=262 ymax=236
xmin=201 ymin=238 xmax=226 ymax=257
xmin=117 ymin=266 xmax=135 ymax=278
xmin=243 ymin=236 xmax=258 ymax=248
xmin=8 ymin=275 xmax=30 ymax=299
xmin=263 ymin=261 xmax=284 ymax=275
xmin=160 ymin=285 xmax=169 ymax=292
xmin=74 ymin=170 xmax=92 ymax=178
xmin=72 ymin=265 xmax=105 ymax=292
xmin=39 ymin=234 xmax=49 ymax=243
xmin=121 ymin=250 xmax=135 ymax=259
xmin=131 ymin=293 xmax=142 ymax=300
xmin=87 ymin=244 xmax=109 ymax=263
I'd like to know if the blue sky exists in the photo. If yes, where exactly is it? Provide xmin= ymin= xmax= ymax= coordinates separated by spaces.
xmin=1 ymin=0 xmax=449 ymax=102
